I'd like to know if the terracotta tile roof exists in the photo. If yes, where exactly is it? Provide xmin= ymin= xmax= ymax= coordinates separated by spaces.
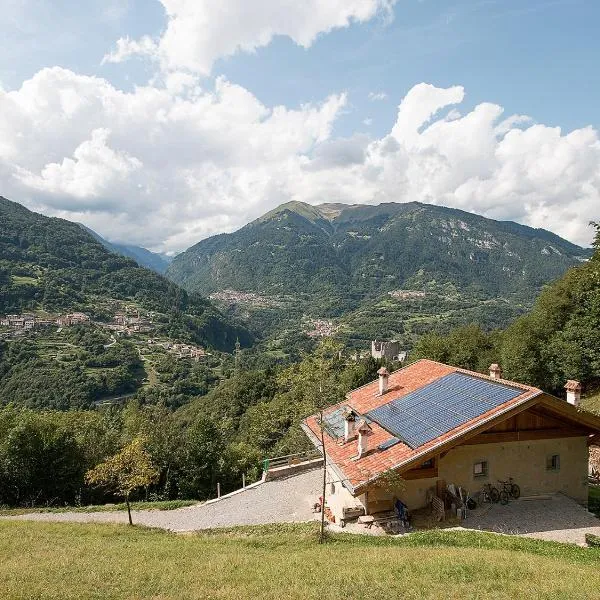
xmin=302 ymin=359 xmax=542 ymax=494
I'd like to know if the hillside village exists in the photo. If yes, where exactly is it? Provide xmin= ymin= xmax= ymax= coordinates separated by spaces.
xmin=0 ymin=310 xmax=209 ymax=362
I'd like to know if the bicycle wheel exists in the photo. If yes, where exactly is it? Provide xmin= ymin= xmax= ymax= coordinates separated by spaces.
xmin=510 ymin=484 xmax=520 ymax=499
xmin=490 ymin=487 xmax=500 ymax=503
xmin=499 ymin=490 xmax=509 ymax=505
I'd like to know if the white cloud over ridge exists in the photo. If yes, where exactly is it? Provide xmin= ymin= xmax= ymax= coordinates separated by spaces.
xmin=105 ymin=0 xmax=397 ymax=75
xmin=1 ymin=70 xmax=599 ymax=252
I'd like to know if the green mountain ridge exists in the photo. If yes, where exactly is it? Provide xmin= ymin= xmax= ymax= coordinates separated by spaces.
xmin=166 ymin=201 xmax=591 ymax=349
xmin=168 ymin=200 xmax=590 ymax=298
xmin=0 ymin=196 xmax=251 ymax=352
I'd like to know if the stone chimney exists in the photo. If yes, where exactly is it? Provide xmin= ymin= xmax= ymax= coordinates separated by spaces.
xmin=343 ymin=409 xmax=357 ymax=442
xmin=565 ymin=380 xmax=582 ymax=407
xmin=356 ymin=419 xmax=373 ymax=458
xmin=378 ymin=367 xmax=390 ymax=395
xmin=489 ymin=364 xmax=503 ymax=380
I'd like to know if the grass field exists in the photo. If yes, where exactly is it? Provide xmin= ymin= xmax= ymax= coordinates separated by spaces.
xmin=0 ymin=521 xmax=599 ymax=599
xmin=0 ymin=499 xmax=198 ymax=516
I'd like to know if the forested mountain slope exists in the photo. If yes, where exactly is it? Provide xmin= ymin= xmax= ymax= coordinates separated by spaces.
xmin=412 ymin=224 xmax=600 ymax=399
xmin=0 ymin=196 xmax=251 ymax=351
xmin=168 ymin=201 xmax=590 ymax=301
xmin=80 ymin=224 xmax=172 ymax=274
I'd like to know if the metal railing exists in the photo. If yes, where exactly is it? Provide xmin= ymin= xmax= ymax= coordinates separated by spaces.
xmin=262 ymin=450 xmax=322 ymax=472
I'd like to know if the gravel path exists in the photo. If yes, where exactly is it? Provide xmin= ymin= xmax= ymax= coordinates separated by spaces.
xmin=462 ymin=494 xmax=600 ymax=545
xmin=1 ymin=469 xmax=322 ymax=532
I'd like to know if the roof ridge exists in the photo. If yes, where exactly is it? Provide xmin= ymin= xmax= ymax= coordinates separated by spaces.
xmin=452 ymin=364 xmax=540 ymax=393
xmin=345 ymin=358 xmax=434 ymax=398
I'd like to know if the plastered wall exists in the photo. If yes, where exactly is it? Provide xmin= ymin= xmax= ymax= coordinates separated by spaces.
xmin=363 ymin=436 xmax=590 ymax=513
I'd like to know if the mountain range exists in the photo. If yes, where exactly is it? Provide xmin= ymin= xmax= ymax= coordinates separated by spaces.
xmin=166 ymin=201 xmax=591 ymax=346
xmin=79 ymin=225 xmax=173 ymax=274
xmin=168 ymin=201 xmax=589 ymax=299
xmin=0 ymin=196 xmax=250 ymax=351
xmin=1 ymin=196 xmax=591 ymax=352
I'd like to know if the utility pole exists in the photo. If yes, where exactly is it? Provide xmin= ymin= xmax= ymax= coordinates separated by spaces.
xmin=319 ymin=407 xmax=327 ymax=544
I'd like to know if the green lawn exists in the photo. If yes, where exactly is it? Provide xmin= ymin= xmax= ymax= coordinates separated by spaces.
xmin=0 ymin=522 xmax=599 ymax=599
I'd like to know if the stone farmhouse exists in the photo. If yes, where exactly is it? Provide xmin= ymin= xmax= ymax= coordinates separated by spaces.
xmin=302 ymin=360 xmax=600 ymax=524
xmin=371 ymin=340 xmax=406 ymax=362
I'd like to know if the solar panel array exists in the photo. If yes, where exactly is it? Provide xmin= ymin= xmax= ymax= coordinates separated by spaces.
xmin=366 ymin=372 xmax=523 ymax=449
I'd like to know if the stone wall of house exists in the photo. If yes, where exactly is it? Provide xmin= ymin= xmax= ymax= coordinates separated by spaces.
xmin=325 ymin=466 xmax=367 ymax=523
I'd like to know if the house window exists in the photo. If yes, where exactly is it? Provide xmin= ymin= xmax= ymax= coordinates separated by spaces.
xmin=473 ymin=460 xmax=488 ymax=478
xmin=547 ymin=454 xmax=560 ymax=471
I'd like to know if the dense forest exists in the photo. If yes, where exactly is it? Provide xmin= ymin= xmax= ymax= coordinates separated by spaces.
xmin=0 ymin=343 xmax=382 ymax=507
xmin=0 ymin=196 xmax=251 ymax=352
xmin=412 ymin=223 xmax=600 ymax=399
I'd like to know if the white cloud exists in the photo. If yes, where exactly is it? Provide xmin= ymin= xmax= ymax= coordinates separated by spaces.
xmin=105 ymin=0 xmax=398 ymax=75
xmin=368 ymin=91 xmax=388 ymax=101
xmin=1 ymin=70 xmax=599 ymax=251
xmin=102 ymin=35 xmax=158 ymax=65
xmin=15 ymin=128 xmax=142 ymax=207
xmin=0 ymin=67 xmax=346 ymax=250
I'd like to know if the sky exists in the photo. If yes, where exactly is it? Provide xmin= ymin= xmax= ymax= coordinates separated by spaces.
xmin=1 ymin=0 xmax=599 ymax=253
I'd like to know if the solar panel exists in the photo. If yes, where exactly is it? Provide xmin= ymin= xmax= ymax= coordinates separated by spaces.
xmin=366 ymin=372 xmax=522 ymax=449
xmin=321 ymin=406 xmax=372 ymax=439
xmin=378 ymin=437 xmax=401 ymax=451
xmin=321 ymin=407 xmax=348 ymax=438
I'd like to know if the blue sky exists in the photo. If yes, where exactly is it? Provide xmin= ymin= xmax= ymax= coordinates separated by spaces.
xmin=1 ymin=0 xmax=599 ymax=251
xmin=4 ymin=0 xmax=598 ymax=135
xmin=219 ymin=0 xmax=600 ymax=137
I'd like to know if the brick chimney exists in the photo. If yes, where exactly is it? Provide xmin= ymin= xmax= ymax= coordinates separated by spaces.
xmin=343 ymin=409 xmax=357 ymax=442
xmin=489 ymin=364 xmax=503 ymax=380
xmin=356 ymin=419 xmax=373 ymax=458
xmin=565 ymin=380 xmax=582 ymax=407
xmin=378 ymin=367 xmax=390 ymax=395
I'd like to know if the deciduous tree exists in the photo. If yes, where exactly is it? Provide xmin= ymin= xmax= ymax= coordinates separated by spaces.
xmin=85 ymin=437 xmax=158 ymax=525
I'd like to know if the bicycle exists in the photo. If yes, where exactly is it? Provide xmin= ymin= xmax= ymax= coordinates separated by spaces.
xmin=480 ymin=482 xmax=500 ymax=504
xmin=497 ymin=478 xmax=520 ymax=505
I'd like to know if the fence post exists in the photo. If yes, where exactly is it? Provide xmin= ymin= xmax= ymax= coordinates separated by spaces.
xmin=217 ymin=482 xmax=221 ymax=498
xmin=242 ymin=473 xmax=246 ymax=489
